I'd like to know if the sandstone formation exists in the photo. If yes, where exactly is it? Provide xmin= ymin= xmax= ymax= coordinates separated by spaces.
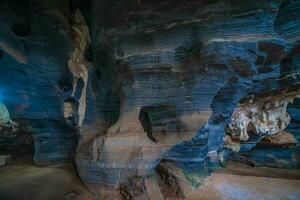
xmin=68 ymin=9 xmax=91 ymax=127
xmin=0 ymin=0 xmax=299 ymax=199
xmin=0 ymin=0 xmax=78 ymax=165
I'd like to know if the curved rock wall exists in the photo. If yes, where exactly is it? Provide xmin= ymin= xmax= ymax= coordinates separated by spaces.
xmin=0 ymin=0 xmax=77 ymax=164
xmin=0 ymin=0 xmax=299 ymax=199
xmin=76 ymin=0 xmax=300 ymax=198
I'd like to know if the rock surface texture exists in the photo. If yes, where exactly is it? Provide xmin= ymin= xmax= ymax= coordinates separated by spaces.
xmin=0 ymin=0 xmax=299 ymax=199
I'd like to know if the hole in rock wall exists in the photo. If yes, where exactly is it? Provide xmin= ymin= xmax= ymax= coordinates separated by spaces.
xmin=139 ymin=105 xmax=183 ymax=142
xmin=64 ymin=98 xmax=78 ymax=127
xmin=139 ymin=109 xmax=155 ymax=142
xmin=58 ymin=77 xmax=72 ymax=92
xmin=10 ymin=0 xmax=31 ymax=38
xmin=0 ymin=49 xmax=3 ymax=60
xmin=11 ymin=21 xmax=31 ymax=38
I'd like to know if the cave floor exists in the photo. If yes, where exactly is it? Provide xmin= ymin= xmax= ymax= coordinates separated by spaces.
xmin=0 ymin=159 xmax=299 ymax=200
xmin=188 ymin=162 xmax=300 ymax=200
xmin=0 ymin=156 xmax=93 ymax=200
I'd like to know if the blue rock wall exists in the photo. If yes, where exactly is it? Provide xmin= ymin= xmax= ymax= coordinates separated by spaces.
xmin=0 ymin=0 xmax=299 ymax=198
xmin=0 ymin=0 xmax=77 ymax=165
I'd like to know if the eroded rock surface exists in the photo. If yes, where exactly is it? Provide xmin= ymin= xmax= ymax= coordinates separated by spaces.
xmin=228 ymin=92 xmax=297 ymax=142
xmin=75 ymin=0 xmax=300 ymax=198
xmin=0 ymin=0 xmax=299 ymax=199
xmin=0 ymin=0 xmax=78 ymax=164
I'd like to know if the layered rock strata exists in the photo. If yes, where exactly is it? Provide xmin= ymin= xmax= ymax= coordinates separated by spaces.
xmin=0 ymin=0 xmax=299 ymax=199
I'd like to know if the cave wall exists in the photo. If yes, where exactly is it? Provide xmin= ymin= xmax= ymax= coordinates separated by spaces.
xmin=76 ymin=0 xmax=300 ymax=198
xmin=226 ymin=0 xmax=300 ymax=168
xmin=0 ymin=0 xmax=78 ymax=164
xmin=0 ymin=0 xmax=299 ymax=199
xmin=230 ymin=98 xmax=300 ymax=168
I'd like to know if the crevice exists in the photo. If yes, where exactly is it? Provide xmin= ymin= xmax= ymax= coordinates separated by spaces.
xmin=139 ymin=108 xmax=155 ymax=142
xmin=155 ymin=162 xmax=184 ymax=199
xmin=58 ymin=76 xmax=72 ymax=92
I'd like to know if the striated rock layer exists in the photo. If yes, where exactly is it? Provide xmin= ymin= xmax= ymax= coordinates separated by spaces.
xmin=75 ymin=0 xmax=300 ymax=198
xmin=0 ymin=0 xmax=78 ymax=164
xmin=0 ymin=0 xmax=299 ymax=199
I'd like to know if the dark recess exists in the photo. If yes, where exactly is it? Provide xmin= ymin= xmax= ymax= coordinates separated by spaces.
xmin=11 ymin=21 xmax=31 ymax=38
xmin=0 ymin=49 xmax=3 ymax=60
xmin=139 ymin=109 xmax=155 ymax=142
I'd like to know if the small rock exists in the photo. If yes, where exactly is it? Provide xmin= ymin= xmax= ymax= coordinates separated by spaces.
xmin=0 ymin=155 xmax=12 ymax=167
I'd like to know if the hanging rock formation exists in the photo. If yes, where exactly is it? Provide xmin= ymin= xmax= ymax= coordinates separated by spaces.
xmin=68 ymin=9 xmax=91 ymax=127
xmin=227 ymin=92 xmax=298 ymax=142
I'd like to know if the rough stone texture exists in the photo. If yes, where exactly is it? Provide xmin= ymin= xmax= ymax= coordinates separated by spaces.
xmin=0 ymin=0 xmax=299 ymax=199
xmin=0 ymin=0 xmax=78 ymax=164
xmin=75 ymin=0 xmax=300 ymax=198
xmin=227 ymin=93 xmax=295 ymax=142
xmin=230 ymin=97 xmax=300 ymax=168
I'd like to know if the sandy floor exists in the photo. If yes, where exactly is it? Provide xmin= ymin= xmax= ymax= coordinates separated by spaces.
xmin=0 ymin=161 xmax=93 ymax=200
xmin=188 ymin=162 xmax=300 ymax=200
xmin=0 ymin=160 xmax=299 ymax=200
